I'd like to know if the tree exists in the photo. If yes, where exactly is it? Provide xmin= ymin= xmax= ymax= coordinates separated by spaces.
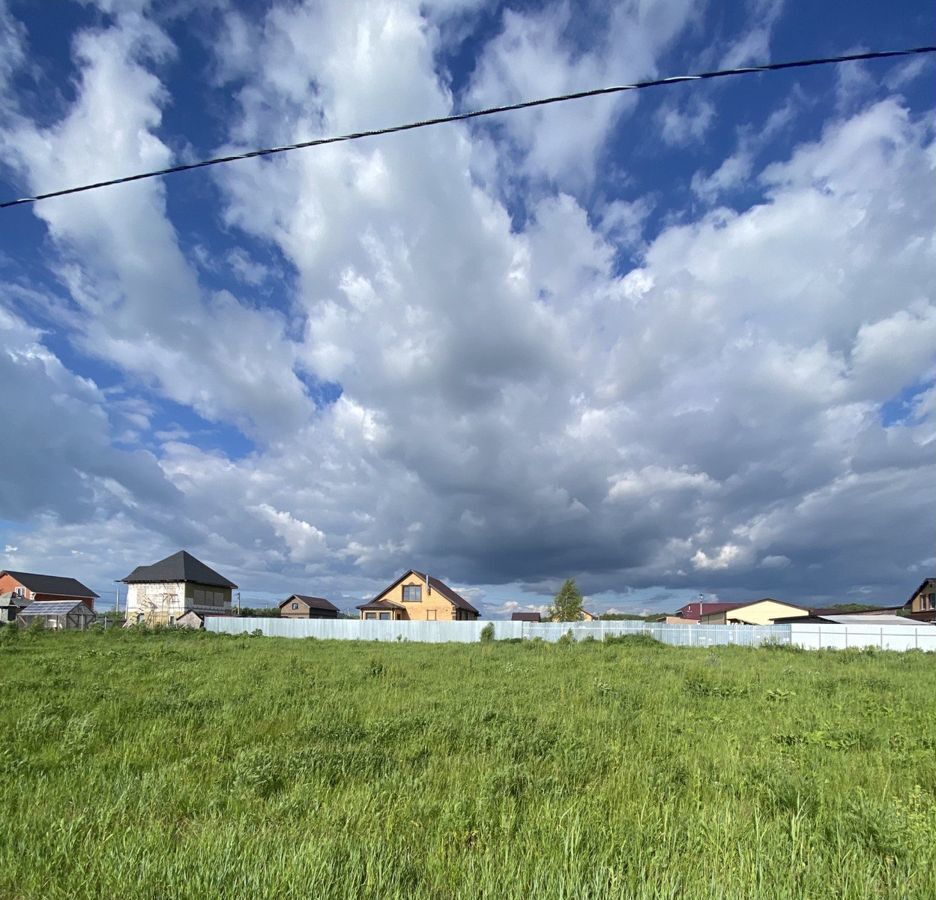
xmin=548 ymin=578 xmax=584 ymax=622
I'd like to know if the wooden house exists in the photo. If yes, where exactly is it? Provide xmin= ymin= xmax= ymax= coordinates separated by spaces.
xmin=904 ymin=579 xmax=936 ymax=622
xmin=279 ymin=594 xmax=339 ymax=619
xmin=357 ymin=570 xmax=479 ymax=621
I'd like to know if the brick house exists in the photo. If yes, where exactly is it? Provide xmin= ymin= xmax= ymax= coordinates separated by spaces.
xmin=0 ymin=570 xmax=99 ymax=611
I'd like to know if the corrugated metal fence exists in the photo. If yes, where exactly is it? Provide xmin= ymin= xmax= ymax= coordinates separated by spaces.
xmin=204 ymin=617 xmax=936 ymax=651
xmin=207 ymin=617 xmax=787 ymax=646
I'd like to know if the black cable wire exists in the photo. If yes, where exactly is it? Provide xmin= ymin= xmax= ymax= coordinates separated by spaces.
xmin=1 ymin=46 xmax=933 ymax=210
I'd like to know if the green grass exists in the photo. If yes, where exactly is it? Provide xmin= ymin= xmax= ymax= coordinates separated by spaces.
xmin=2 ymin=627 xmax=936 ymax=898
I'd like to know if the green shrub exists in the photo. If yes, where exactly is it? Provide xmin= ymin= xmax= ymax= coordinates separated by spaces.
xmin=480 ymin=622 xmax=495 ymax=643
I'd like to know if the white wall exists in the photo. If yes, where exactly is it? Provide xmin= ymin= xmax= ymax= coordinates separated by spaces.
xmin=125 ymin=582 xmax=185 ymax=623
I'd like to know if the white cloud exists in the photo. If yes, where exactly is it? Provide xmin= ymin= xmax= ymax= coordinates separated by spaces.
xmin=465 ymin=0 xmax=695 ymax=189
xmin=657 ymin=98 xmax=715 ymax=147
xmin=0 ymin=9 xmax=312 ymax=439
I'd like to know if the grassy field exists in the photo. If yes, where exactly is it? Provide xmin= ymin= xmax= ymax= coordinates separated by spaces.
xmin=2 ymin=628 xmax=936 ymax=898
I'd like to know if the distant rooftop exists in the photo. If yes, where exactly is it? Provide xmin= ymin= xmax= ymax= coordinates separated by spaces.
xmin=2 ymin=570 xmax=98 ymax=599
xmin=121 ymin=550 xmax=237 ymax=589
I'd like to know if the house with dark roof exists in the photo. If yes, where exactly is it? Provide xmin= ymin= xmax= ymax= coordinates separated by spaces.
xmin=279 ymin=594 xmax=339 ymax=619
xmin=0 ymin=570 xmax=99 ymax=611
xmin=904 ymin=578 xmax=936 ymax=622
xmin=357 ymin=570 xmax=479 ymax=621
xmin=121 ymin=550 xmax=237 ymax=627
xmin=511 ymin=611 xmax=542 ymax=622
xmin=674 ymin=601 xmax=742 ymax=622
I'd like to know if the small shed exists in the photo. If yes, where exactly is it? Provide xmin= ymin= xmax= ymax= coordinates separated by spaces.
xmin=17 ymin=600 xmax=95 ymax=630
xmin=0 ymin=593 xmax=26 ymax=624
xmin=176 ymin=610 xmax=207 ymax=629
xmin=279 ymin=594 xmax=340 ymax=619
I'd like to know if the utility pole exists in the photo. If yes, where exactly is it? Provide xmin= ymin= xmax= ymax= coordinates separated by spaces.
xmin=236 ymin=591 xmax=241 ymax=615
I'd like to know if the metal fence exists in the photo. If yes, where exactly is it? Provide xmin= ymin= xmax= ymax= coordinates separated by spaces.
xmin=203 ymin=617 xmax=936 ymax=650
xmin=206 ymin=617 xmax=790 ymax=647
xmin=788 ymin=623 xmax=936 ymax=652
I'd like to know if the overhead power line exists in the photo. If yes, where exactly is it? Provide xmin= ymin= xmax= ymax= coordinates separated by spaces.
xmin=1 ymin=45 xmax=933 ymax=211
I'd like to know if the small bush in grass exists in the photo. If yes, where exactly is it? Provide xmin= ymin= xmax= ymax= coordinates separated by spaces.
xmin=603 ymin=633 xmax=663 ymax=648
xmin=557 ymin=629 xmax=575 ymax=645
xmin=480 ymin=623 xmax=495 ymax=643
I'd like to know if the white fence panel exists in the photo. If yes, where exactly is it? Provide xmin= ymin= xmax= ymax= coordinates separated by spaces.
xmin=789 ymin=623 xmax=936 ymax=652
xmin=205 ymin=617 xmax=793 ymax=647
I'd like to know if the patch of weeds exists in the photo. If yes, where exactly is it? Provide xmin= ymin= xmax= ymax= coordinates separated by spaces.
xmin=766 ymin=688 xmax=795 ymax=703
xmin=684 ymin=673 xmax=748 ymax=698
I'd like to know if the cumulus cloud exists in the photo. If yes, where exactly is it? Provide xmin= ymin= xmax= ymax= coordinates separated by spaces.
xmin=0 ymin=5 xmax=313 ymax=439
xmin=465 ymin=0 xmax=695 ymax=189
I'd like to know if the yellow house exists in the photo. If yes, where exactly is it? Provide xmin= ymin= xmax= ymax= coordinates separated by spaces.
xmin=699 ymin=598 xmax=806 ymax=625
xmin=548 ymin=609 xmax=598 ymax=622
xmin=357 ymin=570 xmax=479 ymax=621
xmin=905 ymin=578 xmax=936 ymax=622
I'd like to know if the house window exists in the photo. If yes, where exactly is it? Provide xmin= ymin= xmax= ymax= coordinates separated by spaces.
xmin=291 ymin=602 xmax=299 ymax=610
xmin=365 ymin=612 xmax=376 ymax=620
xmin=379 ymin=612 xmax=391 ymax=620
xmin=403 ymin=585 xmax=422 ymax=602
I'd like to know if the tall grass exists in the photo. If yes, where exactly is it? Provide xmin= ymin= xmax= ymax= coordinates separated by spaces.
xmin=1 ymin=627 xmax=935 ymax=898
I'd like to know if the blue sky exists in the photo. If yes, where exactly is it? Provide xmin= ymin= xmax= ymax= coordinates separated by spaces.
xmin=0 ymin=0 xmax=933 ymax=616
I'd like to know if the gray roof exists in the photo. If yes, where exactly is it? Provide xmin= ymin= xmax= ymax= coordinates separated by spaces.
xmin=19 ymin=600 xmax=94 ymax=616
xmin=121 ymin=551 xmax=237 ymax=589
xmin=281 ymin=594 xmax=339 ymax=612
xmin=1 ymin=570 xmax=99 ymax=599
xmin=818 ymin=614 xmax=928 ymax=626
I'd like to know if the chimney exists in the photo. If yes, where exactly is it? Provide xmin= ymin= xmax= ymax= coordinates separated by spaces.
xmin=425 ymin=572 xmax=431 ymax=594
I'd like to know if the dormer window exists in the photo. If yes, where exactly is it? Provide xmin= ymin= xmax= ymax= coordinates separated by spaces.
xmin=403 ymin=585 xmax=422 ymax=602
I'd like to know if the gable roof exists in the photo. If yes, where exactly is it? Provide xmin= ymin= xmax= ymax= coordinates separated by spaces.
xmin=121 ymin=551 xmax=237 ymax=588
xmin=905 ymin=578 xmax=936 ymax=607
xmin=2 ymin=571 xmax=99 ymax=599
xmin=18 ymin=600 xmax=94 ymax=616
xmin=177 ymin=610 xmax=226 ymax=621
xmin=280 ymin=594 xmax=338 ymax=612
xmin=370 ymin=569 xmax=479 ymax=615
xmin=728 ymin=598 xmax=808 ymax=613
